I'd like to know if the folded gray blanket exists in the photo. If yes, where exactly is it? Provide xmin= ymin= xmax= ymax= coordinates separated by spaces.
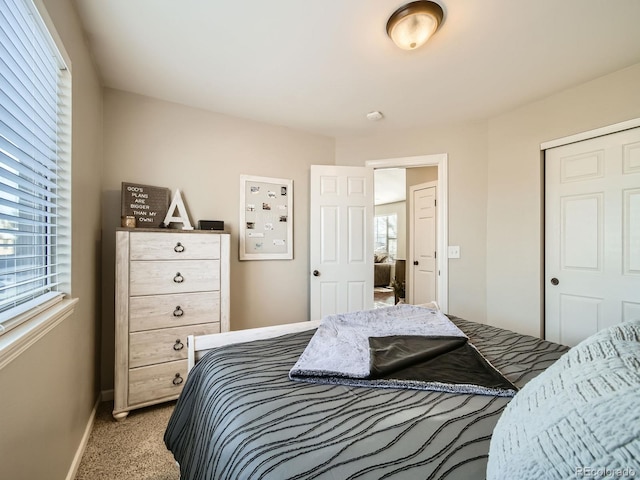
xmin=289 ymin=305 xmax=517 ymax=396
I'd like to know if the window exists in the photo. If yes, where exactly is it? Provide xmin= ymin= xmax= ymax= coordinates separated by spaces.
xmin=0 ymin=0 xmax=70 ymax=336
xmin=374 ymin=214 xmax=397 ymax=260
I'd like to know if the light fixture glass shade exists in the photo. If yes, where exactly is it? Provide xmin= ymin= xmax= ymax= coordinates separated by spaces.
xmin=387 ymin=1 xmax=444 ymax=50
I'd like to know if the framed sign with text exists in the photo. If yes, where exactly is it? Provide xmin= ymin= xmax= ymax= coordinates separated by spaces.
xmin=121 ymin=182 xmax=171 ymax=228
xmin=239 ymin=175 xmax=293 ymax=260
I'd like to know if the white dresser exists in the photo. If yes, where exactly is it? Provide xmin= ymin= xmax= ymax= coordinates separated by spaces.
xmin=113 ymin=229 xmax=230 ymax=420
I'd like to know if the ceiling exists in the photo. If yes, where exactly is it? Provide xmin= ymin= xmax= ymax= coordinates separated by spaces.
xmin=375 ymin=169 xmax=406 ymax=206
xmin=73 ymin=0 xmax=640 ymax=138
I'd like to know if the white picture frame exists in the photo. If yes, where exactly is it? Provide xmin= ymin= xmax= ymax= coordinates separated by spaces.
xmin=239 ymin=174 xmax=293 ymax=260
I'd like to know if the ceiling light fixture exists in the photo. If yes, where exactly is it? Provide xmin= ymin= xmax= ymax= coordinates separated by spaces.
xmin=386 ymin=1 xmax=444 ymax=51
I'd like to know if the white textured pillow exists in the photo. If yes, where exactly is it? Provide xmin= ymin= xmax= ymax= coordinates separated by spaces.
xmin=487 ymin=320 xmax=640 ymax=480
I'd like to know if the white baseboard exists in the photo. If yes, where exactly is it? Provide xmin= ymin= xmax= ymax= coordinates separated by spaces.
xmin=65 ymin=395 xmax=100 ymax=480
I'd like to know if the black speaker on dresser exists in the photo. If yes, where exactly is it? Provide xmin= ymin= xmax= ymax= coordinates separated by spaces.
xmin=198 ymin=220 xmax=225 ymax=231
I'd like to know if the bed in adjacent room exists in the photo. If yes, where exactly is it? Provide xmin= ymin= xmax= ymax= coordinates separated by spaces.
xmin=164 ymin=305 xmax=569 ymax=480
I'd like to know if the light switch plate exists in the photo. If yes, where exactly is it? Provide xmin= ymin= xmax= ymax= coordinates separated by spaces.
xmin=448 ymin=246 xmax=461 ymax=259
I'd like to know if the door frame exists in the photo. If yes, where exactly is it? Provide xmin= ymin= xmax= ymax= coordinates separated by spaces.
xmin=540 ymin=117 xmax=640 ymax=338
xmin=540 ymin=118 xmax=640 ymax=150
xmin=366 ymin=154 xmax=449 ymax=313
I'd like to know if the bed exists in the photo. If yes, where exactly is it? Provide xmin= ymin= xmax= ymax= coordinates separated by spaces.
xmin=164 ymin=306 xmax=572 ymax=479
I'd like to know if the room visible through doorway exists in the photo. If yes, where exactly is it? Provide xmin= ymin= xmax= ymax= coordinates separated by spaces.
xmin=373 ymin=166 xmax=438 ymax=308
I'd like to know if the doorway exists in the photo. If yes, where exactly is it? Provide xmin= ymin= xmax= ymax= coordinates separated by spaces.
xmin=309 ymin=154 xmax=449 ymax=319
xmin=367 ymin=154 xmax=449 ymax=312
xmin=373 ymin=168 xmax=405 ymax=307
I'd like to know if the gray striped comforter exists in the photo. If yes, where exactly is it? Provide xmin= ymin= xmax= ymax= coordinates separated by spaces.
xmin=164 ymin=317 xmax=568 ymax=480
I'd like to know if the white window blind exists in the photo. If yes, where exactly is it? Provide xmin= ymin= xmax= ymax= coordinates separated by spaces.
xmin=0 ymin=0 xmax=70 ymax=334
xmin=375 ymin=214 xmax=398 ymax=260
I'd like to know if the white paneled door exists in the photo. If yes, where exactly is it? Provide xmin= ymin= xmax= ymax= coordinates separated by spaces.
xmin=409 ymin=182 xmax=437 ymax=305
xmin=545 ymin=127 xmax=640 ymax=346
xmin=310 ymin=165 xmax=374 ymax=320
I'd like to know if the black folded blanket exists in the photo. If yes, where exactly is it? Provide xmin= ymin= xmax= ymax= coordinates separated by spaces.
xmin=368 ymin=335 xmax=517 ymax=395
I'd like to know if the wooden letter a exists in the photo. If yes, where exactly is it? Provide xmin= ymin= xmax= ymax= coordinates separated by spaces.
xmin=163 ymin=189 xmax=194 ymax=230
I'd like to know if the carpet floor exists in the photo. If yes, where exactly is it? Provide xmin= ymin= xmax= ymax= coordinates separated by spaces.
xmin=75 ymin=400 xmax=179 ymax=480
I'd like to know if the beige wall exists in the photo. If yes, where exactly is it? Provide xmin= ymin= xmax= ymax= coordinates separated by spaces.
xmin=336 ymin=122 xmax=489 ymax=323
xmin=486 ymin=63 xmax=640 ymax=337
xmin=0 ymin=0 xmax=103 ymax=478
xmin=100 ymin=89 xmax=335 ymax=390
xmin=406 ymin=166 xmax=438 ymax=186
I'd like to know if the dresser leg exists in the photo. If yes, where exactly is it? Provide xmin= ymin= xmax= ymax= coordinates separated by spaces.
xmin=113 ymin=411 xmax=129 ymax=421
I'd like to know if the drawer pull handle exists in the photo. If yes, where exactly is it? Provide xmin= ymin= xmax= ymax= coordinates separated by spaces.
xmin=173 ymin=272 xmax=184 ymax=283
xmin=174 ymin=242 xmax=185 ymax=253
xmin=173 ymin=339 xmax=184 ymax=351
xmin=173 ymin=306 xmax=184 ymax=317
xmin=172 ymin=373 xmax=184 ymax=386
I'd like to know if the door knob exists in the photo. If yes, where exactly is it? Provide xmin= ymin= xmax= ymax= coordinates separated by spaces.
xmin=313 ymin=270 xmax=320 ymax=277
xmin=413 ymin=261 xmax=419 ymax=266
xmin=550 ymin=277 xmax=559 ymax=286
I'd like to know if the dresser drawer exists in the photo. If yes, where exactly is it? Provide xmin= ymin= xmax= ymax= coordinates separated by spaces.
xmin=130 ymin=232 xmax=220 ymax=261
xmin=129 ymin=291 xmax=220 ymax=332
xmin=129 ymin=259 xmax=219 ymax=296
xmin=129 ymin=324 xmax=220 ymax=368
xmin=128 ymin=360 xmax=187 ymax=406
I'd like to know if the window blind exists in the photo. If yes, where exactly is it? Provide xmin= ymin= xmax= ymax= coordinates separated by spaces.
xmin=375 ymin=214 xmax=398 ymax=260
xmin=0 ymin=0 xmax=69 ymax=334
